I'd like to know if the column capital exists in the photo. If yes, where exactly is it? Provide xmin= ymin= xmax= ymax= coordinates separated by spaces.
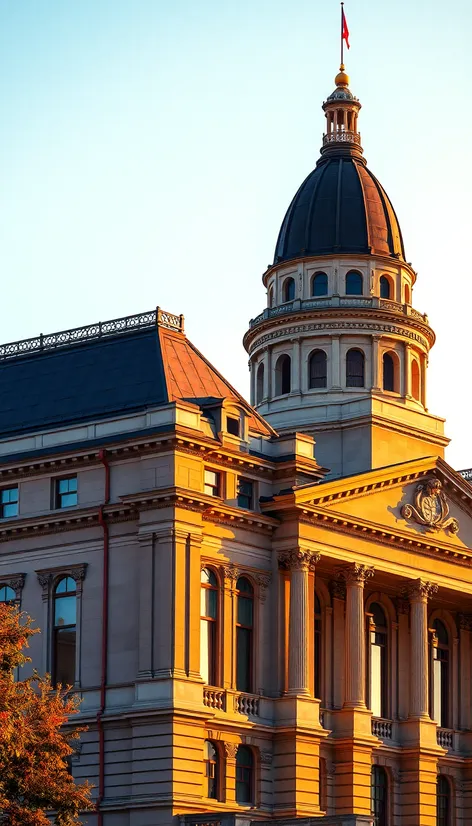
xmin=336 ymin=563 xmax=374 ymax=585
xmin=224 ymin=742 xmax=238 ymax=760
xmin=278 ymin=549 xmax=320 ymax=572
xmin=459 ymin=613 xmax=472 ymax=631
xmin=330 ymin=579 xmax=346 ymax=600
xmin=222 ymin=562 xmax=241 ymax=584
xmin=403 ymin=578 xmax=438 ymax=603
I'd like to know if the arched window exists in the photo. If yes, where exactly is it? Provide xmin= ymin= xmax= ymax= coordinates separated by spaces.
xmin=268 ymin=286 xmax=274 ymax=308
xmin=404 ymin=284 xmax=411 ymax=304
xmin=256 ymin=363 xmax=264 ymax=405
xmin=345 ymin=270 xmax=363 ymax=295
xmin=236 ymin=746 xmax=254 ymax=804
xmin=432 ymin=619 xmax=450 ymax=728
xmin=379 ymin=276 xmax=391 ymax=299
xmin=201 ymin=568 xmax=218 ymax=686
xmin=369 ymin=602 xmax=388 ymax=719
xmin=236 ymin=577 xmax=253 ymax=693
xmin=204 ymin=740 xmax=219 ymax=799
xmin=371 ymin=766 xmax=388 ymax=826
xmin=0 ymin=585 xmax=16 ymax=604
xmin=346 ymin=349 xmax=365 ymax=388
xmin=312 ymin=272 xmax=328 ymax=297
xmin=412 ymin=359 xmax=420 ymax=401
xmin=382 ymin=353 xmax=395 ymax=392
xmin=437 ymin=775 xmax=451 ymax=826
xmin=275 ymin=354 xmax=291 ymax=395
xmin=283 ymin=277 xmax=295 ymax=302
xmin=53 ymin=576 xmax=77 ymax=687
xmin=309 ymin=350 xmax=327 ymax=389
xmin=314 ymin=593 xmax=322 ymax=700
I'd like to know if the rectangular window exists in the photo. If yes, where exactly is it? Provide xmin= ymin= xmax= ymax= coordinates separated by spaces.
xmin=55 ymin=477 xmax=78 ymax=509
xmin=0 ymin=488 xmax=19 ymax=519
xmin=237 ymin=479 xmax=254 ymax=510
xmin=226 ymin=416 xmax=240 ymax=437
xmin=204 ymin=469 xmax=221 ymax=497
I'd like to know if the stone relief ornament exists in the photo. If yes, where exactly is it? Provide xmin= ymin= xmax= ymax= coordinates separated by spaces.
xmin=401 ymin=476 xmax=459 ymax=534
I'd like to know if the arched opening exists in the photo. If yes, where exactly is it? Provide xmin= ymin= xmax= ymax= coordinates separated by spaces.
xmin=411 ymin=359 xmax=420 ymax=401
xmin=236 ymin=746 xmax=254 ymax=804
xmin=437 ymin=775 xmax=451 ymax=826
xmin=236 ymin=577 xmax=253 ymax=692
xmin=256 ymin=363 xmax=264 ymax=404
xmin=200 ymin=568 xmax=218 ymax=686
xmin=268 ymin=286 xmax=274 ymax=308
xmin=345 ymin=270 xmax=363 ymax=296
xmin=312 ymin=272 xmax=328 ymax=297
xmin=432 ymin=618 xmax=450 ymax=728
xmin=382 ymin=352 xmax=395 ymax=392
xmin=404 ymin=283 xmax=411 ymax=304
xmin=204 ymin=740 xmax=219 ymax=799
xmin=53 ymin=576 xmax=77 ymax=687
xmin=346 ymin=349 xmax=365 ymax=388
xmin=0 ymin=585 xmax=16 ymax=604
xmin=275 ymin=354 xmax=291 ymax=395
xmin=379 ymin=275 xmax=391 ymax=299
xmin=308 ymin=350 xmax=327 ymax=389
xmin=314 ymin=593 xmax=322 ymax=700
xmin=283 ymin=277 xmax=295 ymax=302
xmin=371 ymin=766 xmax=388 ymax=826
xmin=369 ymin=602 xmax=388 ymax=719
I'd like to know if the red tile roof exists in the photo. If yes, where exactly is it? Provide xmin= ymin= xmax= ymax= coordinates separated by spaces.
xmin=158 ymin=326 xmax=275 ymax=437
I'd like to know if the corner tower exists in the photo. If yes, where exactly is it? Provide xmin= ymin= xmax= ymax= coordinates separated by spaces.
xmin=243 ymin=68 xmax=448 ymax=478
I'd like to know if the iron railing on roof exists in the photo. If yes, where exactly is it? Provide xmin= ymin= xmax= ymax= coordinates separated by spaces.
xmin=0 ymin=306 xmax=184 ymax=362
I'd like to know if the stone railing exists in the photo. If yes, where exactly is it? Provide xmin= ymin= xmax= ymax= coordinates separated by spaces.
xmin=323 ymin=130 xmax=361 ymax=146
xmin=249 ymin=296 xmax=428 ymax=329
xmin=234 ymin=692 xmax=260 ymax=716
xmin=371 ymin=718 xmax=393 ymax=739
xmin=202 ymin=687 xmax=226 ymax=711
xmin=437 ymin=728 xmax=454 ymax=750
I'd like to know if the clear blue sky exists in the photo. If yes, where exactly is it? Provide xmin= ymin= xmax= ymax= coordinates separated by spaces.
xmin=0 ymin=1 xmax=470 ymax=467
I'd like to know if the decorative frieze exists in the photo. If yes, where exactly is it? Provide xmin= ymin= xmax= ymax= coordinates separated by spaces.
xmin=278 ymin=549 xmax=320 ymax=572
xmin=401 ymin=476 xmax=459 ymax=534
xmin=255 ymin=572 xmax=272 ymax=602
xmin=402 ymin=578 xmax=438 ymax=603
xmin=336 ymin=563 xmax=375 ymax=584
xmin=260 ymin=750 xmax=273 ymax=765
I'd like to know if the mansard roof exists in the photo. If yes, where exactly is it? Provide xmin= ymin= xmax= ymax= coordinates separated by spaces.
xmin=0 ymin=308 xmax=274 ymax=439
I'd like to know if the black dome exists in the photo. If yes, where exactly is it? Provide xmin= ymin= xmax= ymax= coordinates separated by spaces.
xmin=274 ymin=155 xmax=405 ymax=264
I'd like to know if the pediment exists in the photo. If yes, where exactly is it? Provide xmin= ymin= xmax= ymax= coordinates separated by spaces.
xmin=296 ymin=457 xmax=472 ymax=558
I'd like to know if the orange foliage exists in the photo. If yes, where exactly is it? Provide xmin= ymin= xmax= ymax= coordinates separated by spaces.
xmin=0 ymin=603 xmax=93 ymax=825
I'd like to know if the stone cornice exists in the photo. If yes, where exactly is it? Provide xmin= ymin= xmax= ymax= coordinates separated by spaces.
xmin=299 ymin=506 xmax=472 ymax=568
xmin=245 ymin=312 xmax=434 ymax=354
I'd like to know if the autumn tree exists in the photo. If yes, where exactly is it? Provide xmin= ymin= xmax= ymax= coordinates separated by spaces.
xmin=0 ymin=602 xmax=92 ymax=825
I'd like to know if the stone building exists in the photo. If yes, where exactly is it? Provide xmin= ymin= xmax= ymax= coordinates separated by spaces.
xmin=0 ymin=67 xmax=471 ymax=826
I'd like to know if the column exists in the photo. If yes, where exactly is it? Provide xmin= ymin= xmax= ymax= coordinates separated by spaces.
xmin=459 ymin=615 xmax=472 ymax=730
xmin=279 ymin=549 xmax=320 ymax=696
xmin=137 ymin=533 xmax=155 ymax=678
xmin=404 ymin=342 xmax=411 ymax=398
xmin=405 ymin=579 xmax=438 ymax=718
xmin=331 ymin=335 xmax=341 ymax=389
xmin=341 ymin=564 xmax=374 ymax=708
xmin=371 ymin=335 xmax=380 ymax=390
xmin=267 ymin=346 xmax=273 ymax=399
xmin=262 ymin=347 xmax=269 ymax=401
xmin=291 ymin=339 xmax=301 ymax=394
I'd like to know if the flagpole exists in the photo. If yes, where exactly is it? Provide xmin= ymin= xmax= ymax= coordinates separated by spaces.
xmin=340 ymin=2 xmax=344 ymax=68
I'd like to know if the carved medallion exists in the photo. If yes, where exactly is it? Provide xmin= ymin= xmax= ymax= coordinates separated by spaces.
xmin=401 ymin=477 xmax=459 ymax=534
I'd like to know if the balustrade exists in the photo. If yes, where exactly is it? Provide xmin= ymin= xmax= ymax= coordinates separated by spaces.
xmin=202 ymin=687 xmax=226 ymax=711
xmin=371 ymin=718 xmax=393 ymax=739
xmin=437 ymin=728 xmax=453 ymax=750
xmin=234 ymin=692 xmax=260 ymax=716
xmin=249 ymin=296 xmax=428 ymax=329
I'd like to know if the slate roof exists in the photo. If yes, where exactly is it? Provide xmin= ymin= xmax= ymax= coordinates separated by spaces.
xmin=274 ymin=155 xmax=405 ymax=264
xmin=0 ymin=310 xmax=274 ymax=440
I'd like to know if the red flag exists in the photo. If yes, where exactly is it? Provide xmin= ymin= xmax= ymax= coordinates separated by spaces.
xmin=342 ymin=8 xmax=350 ymax=49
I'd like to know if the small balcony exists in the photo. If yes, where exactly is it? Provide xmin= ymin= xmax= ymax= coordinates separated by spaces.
xmin=202 ymin=686 xmax=262 ymax=718
xmin=371 ymin=717 xmax=393 ymax=740
xmin=248 ymin=295 xmax=429 ymax=330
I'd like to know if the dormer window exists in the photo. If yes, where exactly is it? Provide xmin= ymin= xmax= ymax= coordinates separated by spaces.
xmin=227 ymin=416 xmax=240 ymax=437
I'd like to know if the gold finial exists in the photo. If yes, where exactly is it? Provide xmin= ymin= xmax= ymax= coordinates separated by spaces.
xmin=335 ymin=64 xmax=349 ymax=87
